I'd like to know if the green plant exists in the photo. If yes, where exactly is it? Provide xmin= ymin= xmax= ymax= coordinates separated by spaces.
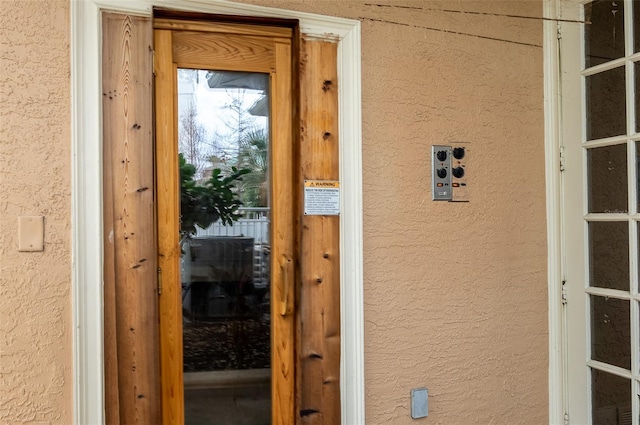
xmin=179 ymin=153 xmax=250 ymax=237
xmin=237 ymin=128 xmax=268 ymax=207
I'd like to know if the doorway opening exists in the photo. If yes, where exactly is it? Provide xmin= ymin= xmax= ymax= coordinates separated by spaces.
xmin=75 ymin=3 xmax=363 ymax=424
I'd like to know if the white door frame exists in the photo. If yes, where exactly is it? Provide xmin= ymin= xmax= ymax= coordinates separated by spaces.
xmin=544 ymin=1 xmax=589 ymax=422
xmin=543 ymin=0 xmax=565 ymax=423
xmin=71 ymin=1 xmax=364 ymax=424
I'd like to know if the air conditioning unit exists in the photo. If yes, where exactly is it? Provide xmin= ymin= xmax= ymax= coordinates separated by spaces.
xmin=182 ymin=236 xmax=255 ymax=319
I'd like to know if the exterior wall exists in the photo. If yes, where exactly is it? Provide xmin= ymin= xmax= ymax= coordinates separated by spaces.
xmin=0 ymin=1 xmax=73 ymax=424
xmin=240 ymin=1 xmax=548 ymax=423
xmin=0 ymin=1 xmax=547 ymax=424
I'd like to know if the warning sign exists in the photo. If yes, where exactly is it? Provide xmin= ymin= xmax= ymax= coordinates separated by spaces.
xmin=304 ymin=180 xmax=340 ymax=216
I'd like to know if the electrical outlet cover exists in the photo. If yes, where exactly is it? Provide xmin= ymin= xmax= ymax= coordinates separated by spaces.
xmin=411 ymin=387 xmax=428 ymax=419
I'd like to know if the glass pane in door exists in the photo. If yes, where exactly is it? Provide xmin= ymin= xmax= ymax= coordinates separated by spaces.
xmin=584 ymin=0 xmax=626 ymax=67
xmin=635 ymin=0 xmax=640 ymax=53
xmin=590 ymin=295 xmax=631 ymax=369
xmin=636 ymin=63 xmax=640 ymax=132
xmin=589 ymin=221 xmax=630 ymax=290
xmin=591 ymin=368 xmax=631 ymax=425
xmin=586 ymin=67 xmax=627 ymax=141
xmin=587 ymin=144 xmax=628 ymax=213
xmin=637 ymin=142 xmax=640 ymax=214
xmin=177 ymin=68 xmax=271 ymax=425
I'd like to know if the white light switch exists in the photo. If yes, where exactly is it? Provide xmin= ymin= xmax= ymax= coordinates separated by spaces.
xmin=18 ymin=216 xmax=44 ymax=252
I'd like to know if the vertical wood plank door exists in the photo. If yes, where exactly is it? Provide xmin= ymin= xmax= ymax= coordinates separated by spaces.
xmin=102 ymin=12 xmax=160 ymax=425
xmin=154 ymin=16 xmax=296 ymax=425
xmin=298 ymin=40 xmax=341 ymax=425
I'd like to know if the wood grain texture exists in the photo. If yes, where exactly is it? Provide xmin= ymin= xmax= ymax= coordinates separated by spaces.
xmin=154 ymin=29 xmax=185 ymax=425
xmin=298 ymin=39 xmax=341 ymax=425
xmin=270 ymin=39 xmax=296 ymax=425
xmin=155 ymin=18 xmax=293 ymax=38
xmin=172 ymin=31 xmax=276 ymax=73
xmin=102 ymin=13 xmax=120 ymax=421
xmin=102 ymin=12 xmax=160 ymax=425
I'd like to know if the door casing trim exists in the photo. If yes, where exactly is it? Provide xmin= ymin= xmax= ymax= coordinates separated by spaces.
xmin=71 ymin=1 xmax=364 ymax=424
xmin=543 ymin=0 xmax=564 ymax=423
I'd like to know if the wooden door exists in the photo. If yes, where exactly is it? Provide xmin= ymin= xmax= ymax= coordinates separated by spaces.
xmin=154 ymin=16 xmax=296 ymax=425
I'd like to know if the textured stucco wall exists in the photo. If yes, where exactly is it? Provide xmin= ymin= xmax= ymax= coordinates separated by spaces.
xmin=0 ymin=1 xmax=547 ymax=424
xmin=241 ymin=1 xmax=549 ymax=423
xmin=0 ymin=1 xmax=72 ymax=424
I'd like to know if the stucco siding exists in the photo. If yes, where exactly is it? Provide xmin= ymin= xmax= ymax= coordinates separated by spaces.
xmin=0 ymin=1 xmax=547 ymax=424
xmin=0 ymin=1 xmax=72 ymax=424
xmin=241 ymin=1 xmax=548 ymax=423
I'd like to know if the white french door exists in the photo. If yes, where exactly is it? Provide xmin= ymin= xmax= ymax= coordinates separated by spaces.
xmin=560 ymin=1 xmax=640 ymax=424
